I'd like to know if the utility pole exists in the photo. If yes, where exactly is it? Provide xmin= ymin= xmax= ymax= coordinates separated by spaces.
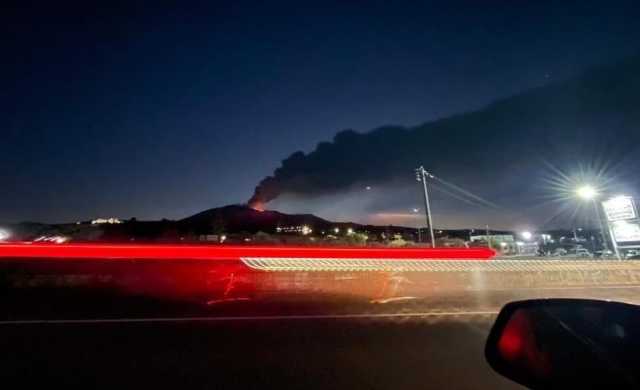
xmin=416 ymin=166 xmax=436 ymax=248
xmin=485 ymin=224 xmax=492 ymax=249
xmin=592 ymin=200 xmax=611 ymax=254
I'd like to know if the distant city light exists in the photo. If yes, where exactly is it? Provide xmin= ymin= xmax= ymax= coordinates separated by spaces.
xmin=576 ymin=185 xmax=598 ymax=200
xmin=34 ymin=235 xmax=68 ymax=244
xmin=301 ymin=225 xmax=312 ymax=235
xmin=91 ymin=218 xmax=122 ymax=225
xmin=346 ymin=228 xmax=354 ymax=235
xmin=0 ymin=228 xmax=10 ymax=241
xmin=412 ymin=208 xmax=419 ymax=213
xmin=520 ymin=231 xmax=533 ymax=240
xmin=365 ymin=186 xmax=372 ymax=190
xmin=333 ymin=227 xmax=340 ymax=234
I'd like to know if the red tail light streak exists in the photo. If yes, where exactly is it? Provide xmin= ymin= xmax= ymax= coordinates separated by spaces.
xmin=0 ymin=243 xmax=495 ymax=261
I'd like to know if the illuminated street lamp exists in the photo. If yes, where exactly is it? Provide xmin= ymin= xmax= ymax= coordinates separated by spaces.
xmin=576 ymin=185 xmax=598 ymax=200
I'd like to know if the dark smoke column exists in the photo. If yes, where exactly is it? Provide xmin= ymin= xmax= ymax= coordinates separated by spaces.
xmin=248 ymin=176 xmax=279 ymax=211
xmin=248 ymin=150 xmax=310 ymax=210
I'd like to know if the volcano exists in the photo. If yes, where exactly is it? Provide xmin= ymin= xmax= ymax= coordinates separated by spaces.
xmin=179 ymin=204 xmax=336 ymax=233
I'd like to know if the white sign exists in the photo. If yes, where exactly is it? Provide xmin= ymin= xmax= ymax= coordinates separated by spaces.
xmin=612 ymin=220 xmax=640 ymax=243
xmin=602 ymin=196 xmax=637 ymax=222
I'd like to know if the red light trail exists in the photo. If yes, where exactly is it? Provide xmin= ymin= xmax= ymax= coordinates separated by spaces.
xmin=0 ymin=244 xmax=495 ymax=261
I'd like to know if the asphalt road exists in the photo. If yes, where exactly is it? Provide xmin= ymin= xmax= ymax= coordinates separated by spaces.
xmin=1 ymin=315 xmax=517 ymax=390
xmin=3 ymin=258 xmax=640 ymax=389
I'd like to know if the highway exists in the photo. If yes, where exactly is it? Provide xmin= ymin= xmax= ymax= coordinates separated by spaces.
xmin=2 ymin=258 xmax=640 ymax=389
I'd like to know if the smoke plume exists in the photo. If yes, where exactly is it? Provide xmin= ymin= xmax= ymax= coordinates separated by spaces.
xmin=249 ymin=55 xmax=640 ymax=211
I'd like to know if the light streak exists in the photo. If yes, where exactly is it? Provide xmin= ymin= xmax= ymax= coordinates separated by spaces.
xmin=0 ymin=243 xmax=496 ymax=260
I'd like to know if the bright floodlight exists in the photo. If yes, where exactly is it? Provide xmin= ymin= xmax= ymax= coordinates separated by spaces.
xmin=0 ymin=228 xmax=9 ymax=241
xmin=576 ymin=185 xmax=598 ymax=200
xmin=521 ymin=231 xmax=533 ymax=240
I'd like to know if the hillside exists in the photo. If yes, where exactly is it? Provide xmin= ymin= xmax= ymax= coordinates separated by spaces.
xmin=179 ymin=204 xmax=336 ymax=233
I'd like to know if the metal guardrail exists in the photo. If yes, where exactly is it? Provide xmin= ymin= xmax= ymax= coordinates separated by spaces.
xmin=241 ymin=258 xmax=640 ymax=272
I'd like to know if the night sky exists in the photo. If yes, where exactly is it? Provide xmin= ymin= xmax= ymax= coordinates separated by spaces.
xmin=3 ymin=1 xmax=640 ymax=228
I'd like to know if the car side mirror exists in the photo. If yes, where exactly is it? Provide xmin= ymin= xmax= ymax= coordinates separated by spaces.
xmin=485 ymin=299 xmax=640 ymax=389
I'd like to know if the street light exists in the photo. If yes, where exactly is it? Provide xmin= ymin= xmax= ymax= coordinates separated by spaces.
xmin=520 ymin=231 xmax=533 ymax=241
xmin=576 ymin=185 xmax=598 ymax=200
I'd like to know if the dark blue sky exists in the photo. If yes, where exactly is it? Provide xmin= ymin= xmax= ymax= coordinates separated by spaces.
xmin=3 ymin=1 xmax=640 ymax=224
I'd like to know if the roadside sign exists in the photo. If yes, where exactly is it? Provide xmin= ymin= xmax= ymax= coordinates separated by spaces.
xmin=611 ymin=220 xmax=640 ymax=243
xmin=602 ymin=196 xmax=637 ymax=222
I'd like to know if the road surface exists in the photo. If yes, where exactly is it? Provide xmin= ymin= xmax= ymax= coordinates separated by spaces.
xmin=2 ymin=258 xmax=640 ymax=389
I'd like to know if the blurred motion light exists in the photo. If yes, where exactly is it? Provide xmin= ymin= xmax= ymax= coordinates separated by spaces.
xmin=0 ymin=228 xmax=10 ymax=241
xmin=520 ymin=231 xmax=533 ymax=240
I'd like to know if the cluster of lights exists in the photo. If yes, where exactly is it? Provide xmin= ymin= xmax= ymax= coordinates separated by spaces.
xmin=34 ymin=235 xmax=69 ymax=244
xmin=91 ymin=218 xmax=122 ymax=225
xmin=276 ymin=225 xmax=313 ymax=235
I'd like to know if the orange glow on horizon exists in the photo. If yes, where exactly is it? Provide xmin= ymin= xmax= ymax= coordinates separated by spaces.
xmin=249 ymin=201 xmax=265 ymax=212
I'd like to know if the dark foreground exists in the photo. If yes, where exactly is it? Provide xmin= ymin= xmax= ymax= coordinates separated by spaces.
xmin=3 ymin=258 xmax=640 ymax=389
xmin=2 ymin=315 xmax=516 ymax=389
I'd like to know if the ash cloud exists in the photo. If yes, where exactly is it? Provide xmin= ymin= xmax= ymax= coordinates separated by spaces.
xmin=250 ymin=55 xmax=640 ymax=222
